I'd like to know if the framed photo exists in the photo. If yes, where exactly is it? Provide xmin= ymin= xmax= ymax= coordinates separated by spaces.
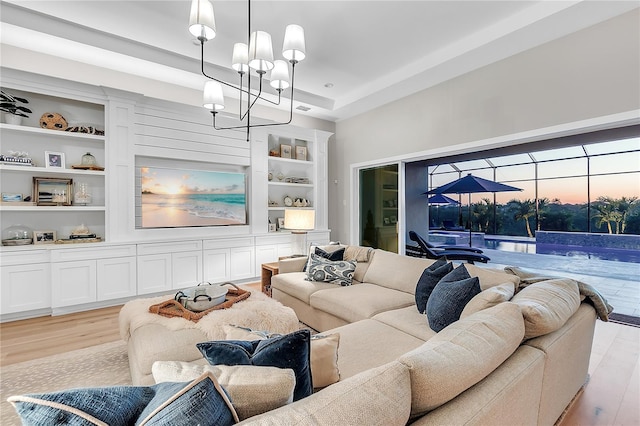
xmin=277 ymin=217 xmax=285 ymax=229
xmin=1 ymin=193 xmax=22 ymax=202
xmin=45 ymin=151 xmax=65 ymax=169
xmin=280 ymin=144 xmax=292 ymax=159
xmin=268 ymin=223 xmax=277 ymax=232
xmin=34 ymin=230 xmax=57 ymax=245
xmin=390 ymin=216 xmax=397 ymax=224
xmin=295 ymin=146 xmax=307 ymax=161
xmin=383 ymin=217 xmax=390 ymax=225
xmin=33 ymin=177 xmax=73 ymax=206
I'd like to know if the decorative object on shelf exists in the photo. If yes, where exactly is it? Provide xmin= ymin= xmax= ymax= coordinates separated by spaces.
xmin=277 ymin=217 xmax=285 ymax=230
xmin=284 ymin=209 xmax=315 ymax=255
xmin=33 ymin=230 xmax=56 ymax=245
xmin=33 ymin=177 xmax=73 ymax=206
xmin=0 ymin=89 xmax=32 ymax=125
xmin=268 ymin=199 xmax=279 ymax=207
xmin=190 ymin=0 xmax=307 ymax=141
xmin=65 ymin=125 xmax=105 ymax=135
xmin=269 ymin=149 xmax=280 ymax=157
xmin=52 ymin=189 xmax=66 ymax=205
xmin=74 ymin=182 xmax=92 ymax=205
xmin=72 ymin=152 xmax=105 ymax=171
xmin=44 ymin=151 xmax=65 ymax=169
xmin=283 ymin=195 xmax=293 ymax=207
xmin=56 ymin=223 xmax=101 ymax=243
xmin=1 ymin=193 xmax=23 ymax=202
xmin=290 ymin=177 xmax=310 ymax=184
xmin=280 ymin=144 xmax=292 ymax=159
xmin=268 ymin=170 xmax=273 ymax=181
xmin=268 ymin=223 xmax=277 ymax=232
xmin=0 ymin=151 xmax=33 ymax=166
xmin=40 ymin=112 xmax=69 ymax=130
xmin=293 ymin=198 xmax=309 ymax=207
xmin=276 ymin=171 xmax=285 ymax=181
xmin=295 ymin=146 xmax=307 ymax=161
xmin=2 ymin=224 xmax=33 ymax=245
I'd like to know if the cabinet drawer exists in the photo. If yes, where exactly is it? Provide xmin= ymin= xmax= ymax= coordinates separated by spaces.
xmin=137 ymin=240 xmax=202 ymax=255
xmin=0 ymin=249 xmax=49 ymax=266
xmin=203 ymin=237 xmax=254 ymax=250
xmin=51 ymin=244 xmax=136 ymax=262
xmin=255 ymin=234 xmax=292 ymax=246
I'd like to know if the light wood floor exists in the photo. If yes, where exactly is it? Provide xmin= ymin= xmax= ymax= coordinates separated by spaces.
xmin=1 ymin=302 xmax=638 ymax=425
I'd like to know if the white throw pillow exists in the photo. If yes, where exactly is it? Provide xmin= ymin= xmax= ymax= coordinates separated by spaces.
xmin=460 ymin=283 xmax=515 ymax=319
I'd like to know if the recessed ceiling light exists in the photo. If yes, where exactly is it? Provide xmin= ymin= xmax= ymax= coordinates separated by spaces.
xmin=324 ymin=83 xmax=334 ymax=88
xmin=296 ymin=105 xmax=311 ymax=112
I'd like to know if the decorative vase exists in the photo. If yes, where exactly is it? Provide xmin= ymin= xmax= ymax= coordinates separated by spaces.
xmin=81 ymin=152 xmax=97 ymax=166
xmin=4 ymin=114 xmax=22 ymax=125
xmin=74 ymin=182 xmax=92 ymax=205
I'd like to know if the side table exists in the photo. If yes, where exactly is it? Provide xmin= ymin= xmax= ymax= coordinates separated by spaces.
xmin=261 ymin=261 xmax=280 ymax=296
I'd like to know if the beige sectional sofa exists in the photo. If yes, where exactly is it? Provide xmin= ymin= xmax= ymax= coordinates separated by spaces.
xmin=242 ymin=245 xmax=597 ymax=425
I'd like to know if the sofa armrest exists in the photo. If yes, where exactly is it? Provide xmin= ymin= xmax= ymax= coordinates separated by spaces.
xmin=279 ymin=256 xmax=308 ymax=273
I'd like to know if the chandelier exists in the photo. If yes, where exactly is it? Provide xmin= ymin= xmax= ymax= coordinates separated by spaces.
xmin=189 ymin=0 xmax=306 ymax=141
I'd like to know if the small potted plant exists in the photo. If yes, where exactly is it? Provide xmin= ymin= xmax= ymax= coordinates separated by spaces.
xmin=0 ymin=89 xmax=32 ymax=125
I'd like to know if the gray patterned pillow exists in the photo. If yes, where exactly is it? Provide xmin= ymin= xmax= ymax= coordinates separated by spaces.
xmin=305 ymin=253 xmax=356 ymax=286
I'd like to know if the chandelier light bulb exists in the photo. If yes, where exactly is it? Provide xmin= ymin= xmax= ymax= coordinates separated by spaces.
xmin=270 ymin=60 xmax=290 ymax=90
xmin=248 ymin=31 xmax=275 ymax=72
xmin=282 ymin=24 xmax=306 ymax=62
xmin=232 ymin=43 xmax=249 ymax=74
xmin=189 ymin=0 xmax=216 ymax=41
xmin=203 ymin=81 xmax=225 ymax=111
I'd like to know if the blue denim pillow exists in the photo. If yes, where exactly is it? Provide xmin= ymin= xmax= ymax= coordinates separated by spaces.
xmin=8 ymin=372 xmax=238 ymax=426
xmin=414 ymin=259 xmax=453 ymax=314
xmin=197 ymin=329 xmax=312 ymax=401
xmin=426 ymin=265 xmax=481 ymax=332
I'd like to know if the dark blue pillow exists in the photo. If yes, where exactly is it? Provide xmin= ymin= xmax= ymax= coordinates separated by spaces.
xmin=426 ymin=265 xmax=481 ymax=332
xmin=303 ymin=247 xmax=345 ymax=271
xmin=414 ymin=259 xmax=453 ymax=314
xmin=197 ymin=329 xmax=312 ymax=401
xmin=8 ymin=373 xmax=237 ymax=426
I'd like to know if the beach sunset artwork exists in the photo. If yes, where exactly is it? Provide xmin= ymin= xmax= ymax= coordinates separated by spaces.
xmin=140 ymin=166 xmax=247 ymax=228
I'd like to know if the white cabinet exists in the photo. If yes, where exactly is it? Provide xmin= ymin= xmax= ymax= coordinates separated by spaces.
xmin=50 ymin=245 xmax=136 ymax=308
xmin=230 ymin=246 xmax=255 ymax=280
xmin=203 ymin=249 xmax=230 ymax=283
xmin=203 ymin=237 xmax=255 ymax=282
xmin=0 ymin=250 xmax=51 ymax=315
xmin=137 ymin=240 xmax=203 ymax=295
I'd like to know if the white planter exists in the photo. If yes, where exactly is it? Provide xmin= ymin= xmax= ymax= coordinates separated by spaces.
xmin=3 ymin=114 xmax=23 ymax=125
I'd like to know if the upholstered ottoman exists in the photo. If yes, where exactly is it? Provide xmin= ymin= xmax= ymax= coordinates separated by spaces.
xmin=119 ymin=290 xmax=299 ymax=385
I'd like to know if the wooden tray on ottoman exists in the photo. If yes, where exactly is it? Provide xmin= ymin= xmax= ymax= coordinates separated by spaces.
xmin=149 ymin=287 xmax=251 ymax=322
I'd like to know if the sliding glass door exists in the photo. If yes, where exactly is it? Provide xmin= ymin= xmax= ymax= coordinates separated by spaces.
xmin=359 ymin=164 xmax=399 ymax=252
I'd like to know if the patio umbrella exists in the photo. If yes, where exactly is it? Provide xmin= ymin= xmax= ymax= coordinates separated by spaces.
xmin=426 ymin=194 xmax=459 ymax=226
xmin=427 ymin=174 xmax=522 ymax=246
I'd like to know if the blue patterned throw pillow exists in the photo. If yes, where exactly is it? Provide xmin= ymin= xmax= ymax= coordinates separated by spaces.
xmin=305 ymin=253 xmax=356 ymax=286
xmin=197 ymin=329 xmax=313 ymax=401
xmin=414 ymin=259 xmax=453 ymax=314
xmin=8 ymin=372 xmax=238 ymax=426
xmin=426 ymin=264 xmax=481 ymax=332
xmin=303 ymin=246 xmax=345 ymax=272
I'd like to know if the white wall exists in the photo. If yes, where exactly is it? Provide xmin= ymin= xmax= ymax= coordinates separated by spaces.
xmin=331 ymin=9 xmax=640 ymax=243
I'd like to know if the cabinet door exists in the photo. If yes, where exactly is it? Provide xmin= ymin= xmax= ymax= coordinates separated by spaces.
xmin=230 ymin=247 xmax=255 ymax=280
xmin=97 ymin=257 xmax=136 ymax=301
xmin=52 ymin=260 xmax=97 ymax=308
xmin=255 ymin=245 xmax=278 ymax=273
xmin=137 ymin=254 xmax=172 ymax=295
xmin=0 ymin=264 xmax=51 ymax=314
xmin=277 ymin=243 xmax=293 ymax=258
xmin=203 ymin=249 xmax=230 ymax=283
xmin=172 ymin=251 xmax=203 ymax=290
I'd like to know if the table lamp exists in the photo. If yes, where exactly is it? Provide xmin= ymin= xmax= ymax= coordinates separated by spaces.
xmin=284 ymin=209 xmax=315 ymax=256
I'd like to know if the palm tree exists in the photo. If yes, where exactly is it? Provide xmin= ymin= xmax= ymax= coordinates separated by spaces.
xmin=593 ymin=197 xmax=619 ymax=234
xmin=472 ymin=198 xmax=493 ymax=232
xmin=616 ymin=196 xmax=638 ymax=234
xmin=508 ymin=199 xmax=536 ymax=237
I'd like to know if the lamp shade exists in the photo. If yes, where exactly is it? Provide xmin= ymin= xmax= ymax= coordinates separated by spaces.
xmin=203 ymin=81 xmax=225 ymax=111
xmin=248 ymin=31 xmax=274 ymax=72
xmin=270 ymin=60 xmax=290 ymax=90
xmin=189 ymin=0 xmax=216 ymax=41
xmin=284 ymin=209 xmax=315 ymax=232
xmin=282 ymin=24 xmax=306 ymax=62
xmin=231 ymin=43 xmax=249 ymax=73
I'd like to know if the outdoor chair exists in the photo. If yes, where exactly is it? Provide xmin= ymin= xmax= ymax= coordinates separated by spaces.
xmin=442 ymin=220 xmax=465 ymax=231
xmin=408 ymin=231 xmax=490 ymax=264
xmin=410 ymin=230 xmax=485 ymax=253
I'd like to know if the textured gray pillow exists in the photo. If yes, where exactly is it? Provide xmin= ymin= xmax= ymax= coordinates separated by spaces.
xmin=426 ymin=265 xmax=481 ymax=332
xmin=414 ymin=259 xmax=453 ymax=314
xmin=305 ymin=253 xmax=356 ymax=286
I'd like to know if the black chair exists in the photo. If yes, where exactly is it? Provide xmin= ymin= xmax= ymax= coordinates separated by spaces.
xmin=442 ymin=220 xmax=465 ymax=231
xmin=408 ymin=231 xmax=490 ymax=264
xmin=411 ymin=230 xmax=484 ymax=254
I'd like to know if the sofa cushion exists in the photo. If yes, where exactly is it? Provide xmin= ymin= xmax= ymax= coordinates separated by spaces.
xmin=9 ymin=372 xmax=238 ymax=426
xmin=221 ymin=325 xmax=341 ymax=389
xmin=303 ymin=246 xmax=345 ymax=271
xmin=306 ymin=253 xmax=357 ymax=286
xmin=236 ymin=361 xmax=411 ymax=426
xmin=271 ymin=272 xmax=337 ymax=304
xmin=362 ymin=249 xmax=436 ymax=294
xmin=414 ymin=259 xmax=453 ymax=314
xmin=426 ymin=266 xmax=481 ymax=332
xmin=463 ymin=264 xmax=519 ymax=290
xmin=372 ymin=306 xmax=437 ymax=341
xmin=151 ymin=363 xmax=295 ymax=421
xmin=398 ymin=302 xmax=525 ymax=417
xmin=310 ymin=283 xmax=415 ymax=324
xmin=197 ymin=329 xmax=312 ymax=401
xmin=460 ymin=282 xmax=515 ymax=319
xmin=511 ymin=278 xmax=581 ymax=339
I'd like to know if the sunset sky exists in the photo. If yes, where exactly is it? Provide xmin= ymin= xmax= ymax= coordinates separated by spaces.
xmin=140 ymin=167 xmax=245 ymax=195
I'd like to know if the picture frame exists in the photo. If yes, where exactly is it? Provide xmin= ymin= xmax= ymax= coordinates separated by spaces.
xmin=268 ymin=223 xmax=277 ymax=232
xmin=277 ymin=217 xmax=285 ymax=229
xmin=34 ymin=230 xmax=57 ymax=245
xmin=280 ymin=144 xmax=292 ymax=159
xmin=1 ymin=193 xmax=22 ymax=202
xmin=295 ymin=146 xmax=307 ymax=161
xmin=390 ymin=215 xmax=397 ymax=224
xmin=383 ymin=217 xmax=390 ymax=225
xmin=33 ymin=177 xmax=73 ymax=206
xmin=45 ymin=151 xmax=65 ymax=169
